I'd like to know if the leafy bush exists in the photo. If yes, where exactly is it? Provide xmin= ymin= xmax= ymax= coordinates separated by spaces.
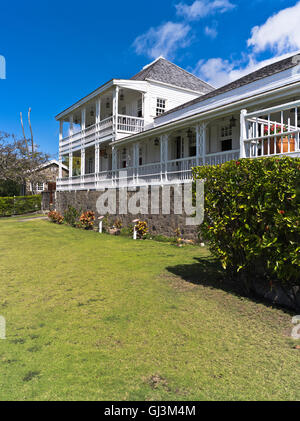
xmin=192 ymin=156 xmax=300 ymax=289
xmin=0 ymin=195 xmax=41 ymax=216
xmin=134 ymin=220 xmax=149 ymax=239
xmin=79 ymin=211 xmax=95 ymax=229
xmin=48 ymin=210 xmax=64 ymax=224
xmin=64 ymin=205 xmax=81 ymax=227
xmin=101 ymin=215 xmax=111 ymax=232
xmin=0 ymin=180 xmax=21 ymax=197
xmin=113 ymin=219 xmax=123 ymax=229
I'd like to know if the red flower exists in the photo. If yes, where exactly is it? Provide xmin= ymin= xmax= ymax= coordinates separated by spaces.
xmin=236 ymin=161 xmax=240 ymax=166
xmin=279 ymin=210 xmax=285 ymax=215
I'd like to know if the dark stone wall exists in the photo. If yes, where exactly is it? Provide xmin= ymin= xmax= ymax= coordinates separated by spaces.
xmin=41 ymin=191 xmax=56 ymax=211
xmin=55 ymin=187 xmax=199 ymax=240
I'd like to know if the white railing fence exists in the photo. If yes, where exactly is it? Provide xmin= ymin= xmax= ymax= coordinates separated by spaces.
xmin=166 ymin=157 xmax=197 ymax=182
xmin=117 ymin=115 xmax=144 ymax=133
xmin=59 ymin=114 xmax=144 ymax=153
xmin=242 ymin=100 xmax=300 ymax=158
xmin=205 ymin=150 xmax=240 ymax=166
xmin=57 ymin=150 xmax=239 ymax=190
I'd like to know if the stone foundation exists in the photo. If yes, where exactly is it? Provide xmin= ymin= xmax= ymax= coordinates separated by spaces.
xmin=54 ymin=186 xmax=199 ymax=240
xmin=41 ymin=191 xmax=56 ymax=211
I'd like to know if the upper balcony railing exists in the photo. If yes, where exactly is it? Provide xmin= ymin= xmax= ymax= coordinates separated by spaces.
xmin=59 ymin=115 xmax=144 ymax=152
xmin=117 ymin=115 xmax=144 ymax=133
xmin=242 ymin=100 xmax=300 ymax=158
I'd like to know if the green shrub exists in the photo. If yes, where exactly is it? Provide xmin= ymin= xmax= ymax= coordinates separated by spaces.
xmin=192 ymin=156 xmax=300 ymax=289
xmin=64 ymin=205 xmax=81 ymax=227
xmin=133 ymin=220 xmax=149 ymax=239
xmin=0 ymin=195 xmax=41 ymax=217
xmin=113 ymin=219 xmax=123 ymax=229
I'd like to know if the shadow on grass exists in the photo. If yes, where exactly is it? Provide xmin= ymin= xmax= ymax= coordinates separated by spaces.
xmin=167 ymin=257 xmax=243 ymax=297
xmin=166 ymin=257 xmax=294 ymax=314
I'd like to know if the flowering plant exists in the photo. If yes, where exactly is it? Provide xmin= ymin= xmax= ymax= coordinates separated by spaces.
xmin=134 ymin=221 xmax=149 ymax=239
xmin=264 ymin=124 xmax=288 ymax=136
xmin=79 ymin=211 xmax=95 ymax=229
xmin=48 ymin=210 xmax=64 ymax=224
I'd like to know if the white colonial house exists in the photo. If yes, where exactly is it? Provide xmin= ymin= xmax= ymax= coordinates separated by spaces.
xmin=56 ymin=55 xmax=300 ymax=191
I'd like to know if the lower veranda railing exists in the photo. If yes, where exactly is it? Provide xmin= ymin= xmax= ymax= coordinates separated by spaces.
xmin=57 ymin=150 xmax=240 ymax=190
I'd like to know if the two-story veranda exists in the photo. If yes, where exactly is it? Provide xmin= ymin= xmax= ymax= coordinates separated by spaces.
xmin=57 ymin=54 xmax=300 ymax=192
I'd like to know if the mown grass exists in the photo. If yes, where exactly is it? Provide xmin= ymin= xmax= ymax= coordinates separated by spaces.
xmin=0 ymin=218 xmax=299 ymax=401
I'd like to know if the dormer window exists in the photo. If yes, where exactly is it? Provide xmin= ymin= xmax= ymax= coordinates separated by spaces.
xmin=156 ymin=98 xmax=166 ymax=116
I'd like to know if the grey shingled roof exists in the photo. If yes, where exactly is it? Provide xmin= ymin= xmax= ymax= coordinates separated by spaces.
xmin=131 ymin=57 xmax=214 ymax=93
xmin=158 ymin=54 xmax=300 ymax=118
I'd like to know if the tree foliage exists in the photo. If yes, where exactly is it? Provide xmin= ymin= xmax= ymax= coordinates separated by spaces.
xmin=193 ymin=156 xmax=300 ymax=289
xmin=0 ymin=132 xmax=49 ymax=194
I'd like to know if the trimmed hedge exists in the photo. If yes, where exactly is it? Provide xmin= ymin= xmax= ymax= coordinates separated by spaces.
xmin=193 ymin=156 xmax=300 ymax=289
xmin=0 ymin=195 xmax=41 ymax=217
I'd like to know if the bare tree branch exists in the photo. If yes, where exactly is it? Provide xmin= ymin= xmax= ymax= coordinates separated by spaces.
xmin=28 ymin=107 xmax=34 ymax=157
xmin=20 ymin=112 xmax=29 ymax=152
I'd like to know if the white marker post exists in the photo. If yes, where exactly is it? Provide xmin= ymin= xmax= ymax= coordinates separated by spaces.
xmin=98 ymin=216 xmax=104 ymax=233
xmin=132 ymin=219 xmax=139 ymax=240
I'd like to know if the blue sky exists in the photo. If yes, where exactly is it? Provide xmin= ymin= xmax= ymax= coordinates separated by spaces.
xmin=0 ymin=0 xmax=299 ymax=156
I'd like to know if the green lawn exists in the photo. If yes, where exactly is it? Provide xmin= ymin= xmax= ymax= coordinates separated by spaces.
xmin=0 ymin=218 xmax=299 ymax=401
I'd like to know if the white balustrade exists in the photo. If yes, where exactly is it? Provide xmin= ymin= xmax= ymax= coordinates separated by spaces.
xmin=117 ymin=115 xmax=144 ymax=133
xmin=205 ymin=150 xmax=240 ymax=166
xmin=242 ymin=100 xmax=300 ymax=158
xmin=56 ymin=150 xmax=243 ymax=191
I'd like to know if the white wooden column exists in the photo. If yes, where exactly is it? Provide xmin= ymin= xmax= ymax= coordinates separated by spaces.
xmin=196 ymin=125 xmax=201 ymax=165
xmin=164 ymin=134 xmax=169 ymax=181
xmin=160 ymin=135 xmax=165 ymax=182
xmin=59 ymin=155 xmax=63 ymax=179
xmin=69 ymin=152 xmax=73 ymax=178
xmin=81 ymin=108 xmax=86 ymax=140
xmin=95 ymin=143 xmax=100 ymax=174
xmin=96 ymin=99 xmax=101 ymax=125
xmin=143 ymin=90 xmax=151 ymax=125
xmin=160 ymin=134 xmax=168 ymax=182
xmin=59 ymin=121 xmax=63 ymax=142
xmin=240 ymin=109 xmax=247 ymax=158
xmin=81 ymin=148 xmax=85 ymax=176
xmin=200 ymin=123 xmax=207 ymax=165
xmin=111 ymin=146 xmax=117 ymax=186
xmin=133 ymin=143 xmax=139 ymax=183
xmin=69 ymin=115 xmax=74 ymax=137
xmin=113 ymin=86 xmax=119 ymax=139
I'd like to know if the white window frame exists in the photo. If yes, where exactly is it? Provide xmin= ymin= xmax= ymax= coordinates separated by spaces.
xmin=220 ymin=125 xmax=233 ymax=152
xmin=156 ymin=98 xmax=166 ymax=116
xmin=36 ymin=182 xmax=45 ymax=192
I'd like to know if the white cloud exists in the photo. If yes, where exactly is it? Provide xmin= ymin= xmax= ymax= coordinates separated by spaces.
xmin=194 ymin=52 xmax=297 ymax=87
xmin=133 ymin=22 xmax=191 ymax=59
xmin=204 ymin=23 xmax=218 ymax=39
xmin=176 ymin=0 xmax=235 ymax=20
xmin=195 ymin=2 xmax=300 ymax=87
xmin=248 ymin=1 xmax=300 ymax=54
